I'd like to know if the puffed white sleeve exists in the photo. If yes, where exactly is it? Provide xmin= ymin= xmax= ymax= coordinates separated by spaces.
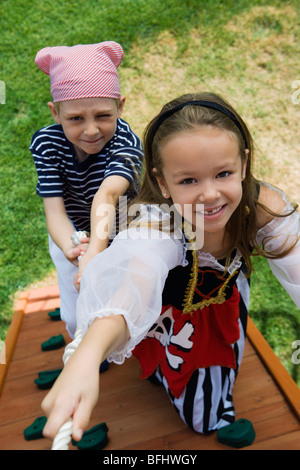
xmin=76 ymin=210 xmax=184 ymax=364
xmin=256 ymin=191 xmax=300 ymax=309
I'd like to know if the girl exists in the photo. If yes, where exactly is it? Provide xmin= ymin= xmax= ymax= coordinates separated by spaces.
xmin=41 ymin=92 xmax=300 ymax=442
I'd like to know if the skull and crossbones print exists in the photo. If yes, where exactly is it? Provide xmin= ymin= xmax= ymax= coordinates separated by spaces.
xmin=147 ymin=307 xmax=194 ymax=371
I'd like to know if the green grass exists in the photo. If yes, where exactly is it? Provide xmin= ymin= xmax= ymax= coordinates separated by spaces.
xmin=0 ymin=0 xmax=214 ymax=334
xmin=249 ymin=257 xmax=300 ymax=384
xmin=0 ymin=0 xmax=299 ymax=385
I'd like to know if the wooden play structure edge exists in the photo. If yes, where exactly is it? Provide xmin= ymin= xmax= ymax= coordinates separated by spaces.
xmin=246 ymin=318 xmax=300 ymax=421
xmin=0 ymin=285 xmax=60 ymax=397
xmin=0 ymin=284 xmax=299 ymax=422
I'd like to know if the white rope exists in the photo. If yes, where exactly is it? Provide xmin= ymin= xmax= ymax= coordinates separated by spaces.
xmin=51 ymin=231 xmax=88 ymax=450
xmin=70 ymin=230 xmax=89 ymax=249
xmin=51 ymin=418 xmax=73 ymax=450
xmin=51 ymin=329 xmax=83 ymax=450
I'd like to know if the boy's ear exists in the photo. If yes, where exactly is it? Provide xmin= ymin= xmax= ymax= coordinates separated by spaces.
xmin=117 ymin=95 xmax=126 ymax=117
xmin=47 ymin=102 xmax=61 ymax=124
xmin=118 ymin=96 xmax=126 ymax=117
xmin=152 ymin=168 xmax=170 ymax=199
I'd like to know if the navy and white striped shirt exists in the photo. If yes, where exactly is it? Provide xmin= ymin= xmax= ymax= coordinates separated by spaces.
xmin=30 ymin=119 xmax=144 ymax=232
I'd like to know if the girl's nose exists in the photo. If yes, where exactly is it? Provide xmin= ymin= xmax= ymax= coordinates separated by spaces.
xmin=198 ymin=181 xmax=220 ymax=203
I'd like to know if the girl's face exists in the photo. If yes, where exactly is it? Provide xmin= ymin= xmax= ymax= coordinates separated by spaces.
xmin=155 ymin=126 xmax=247 ymax=250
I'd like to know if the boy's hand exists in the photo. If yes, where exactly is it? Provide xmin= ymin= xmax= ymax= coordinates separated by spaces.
xmin=66 ymin=238 xmax=90 ymax=267
xmin=65 ymin=245 xmax=81 ymax=267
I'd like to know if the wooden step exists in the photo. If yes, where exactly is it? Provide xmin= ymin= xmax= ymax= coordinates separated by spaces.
xmin=0 ymin=285 xmax=299 ymax=450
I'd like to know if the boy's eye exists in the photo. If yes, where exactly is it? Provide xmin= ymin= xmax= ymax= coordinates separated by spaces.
xmin=97 ymin=114 xmax=112 ymax=119
xmin=69 ymin=116 xmax=81 ymax=121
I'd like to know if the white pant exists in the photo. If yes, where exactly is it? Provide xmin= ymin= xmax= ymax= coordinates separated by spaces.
xmin=48 ymin=235 xmax=79 ymax=339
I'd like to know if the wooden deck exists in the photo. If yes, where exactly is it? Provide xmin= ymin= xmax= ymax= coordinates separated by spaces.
xmin=0 ymin=285 xmax=299 ymax=451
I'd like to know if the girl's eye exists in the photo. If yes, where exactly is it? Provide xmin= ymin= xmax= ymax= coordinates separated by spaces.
xmin=70 ymin=116 xmax=81 ymax=121
xmin=180 ymin=178 xmax=197 ymax=185
xmin=217 ymin=171 xmax=231 ymax=178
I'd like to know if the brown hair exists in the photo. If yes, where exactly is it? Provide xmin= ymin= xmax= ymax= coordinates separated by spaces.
xmin=133 ymin=92 xmax=298 ymax=274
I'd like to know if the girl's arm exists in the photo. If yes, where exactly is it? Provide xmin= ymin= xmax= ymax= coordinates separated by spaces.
xmin=42 ymin=207 xmax=183 ymax=441
xmin=75 ymin=175 xmax=130 ymax=288
xmin=42 ymin=314 xmax=129 ymax=441
xmin=76 ymin=223 xmax=184 ymax=362
xmin=256 ymin=183 xmax=300 ymax=308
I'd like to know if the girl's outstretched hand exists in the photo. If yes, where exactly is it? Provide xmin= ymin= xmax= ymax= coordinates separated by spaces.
xmin=41 ymin=348 xmax=100 ymax=442
xmin=41 ymin=315 xmax=129 ymax=443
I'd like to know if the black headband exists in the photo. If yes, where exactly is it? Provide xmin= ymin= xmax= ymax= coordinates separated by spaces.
xmin=150 ymin=100 xmax=248 ymax=148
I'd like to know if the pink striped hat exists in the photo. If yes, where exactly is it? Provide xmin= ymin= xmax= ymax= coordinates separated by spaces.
xmin=35 ymin=41 xmax=124 ymax=102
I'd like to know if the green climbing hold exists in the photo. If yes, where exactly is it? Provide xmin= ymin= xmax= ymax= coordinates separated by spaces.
xmin=24 ymin=416 xmax=47 ymax=441
xmin=41 ymin=334 xmax=65 ymax=351
xmin=100 ymin=359 xmax=109 ymax=373
xmin=34 ymin=368 xmax=62 ymax=389
xmin=72 ymin=422 xmax=109 ymax=450
xmin=217 ymin=418 xmax=255 ymax=448
xmin=48 ymin=307 xmax=61 ymax=321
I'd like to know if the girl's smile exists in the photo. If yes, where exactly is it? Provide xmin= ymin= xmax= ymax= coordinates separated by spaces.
xmin=198 ymin=204 xmax=226 ymax=216
xmin=156 ymin=126 xmax=247 ymax=253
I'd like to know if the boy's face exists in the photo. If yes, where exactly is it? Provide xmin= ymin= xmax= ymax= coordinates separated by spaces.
xmin=48 ymin=97 xmax=125 ymax=156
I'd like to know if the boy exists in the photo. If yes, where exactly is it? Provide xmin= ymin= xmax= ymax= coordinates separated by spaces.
xmin=30 ymin=41 xmax=143 ymax=338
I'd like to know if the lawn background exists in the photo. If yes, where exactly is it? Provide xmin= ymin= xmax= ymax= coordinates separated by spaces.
xmin=0 ymin=0 xmax=299 ymax=385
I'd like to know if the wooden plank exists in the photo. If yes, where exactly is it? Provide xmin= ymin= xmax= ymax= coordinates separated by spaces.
xmin=247 ymin=317 xmax=300 ymax=421
xmin=0 ymin=286 xmax=299 ymax=450
xmin=0 ymin=295 xmax=28 ymax=396
xmin=248 ymin=430 xmax=300 ymax=450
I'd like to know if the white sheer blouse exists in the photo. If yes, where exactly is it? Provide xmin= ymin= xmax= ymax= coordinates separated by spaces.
xmin=256 ymin=184 xmax=300 ymax=309
xmin=77 ymin=209 xmax=185 ymax=363
xmin=76 ymin=191 xmax=300 ymax=364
